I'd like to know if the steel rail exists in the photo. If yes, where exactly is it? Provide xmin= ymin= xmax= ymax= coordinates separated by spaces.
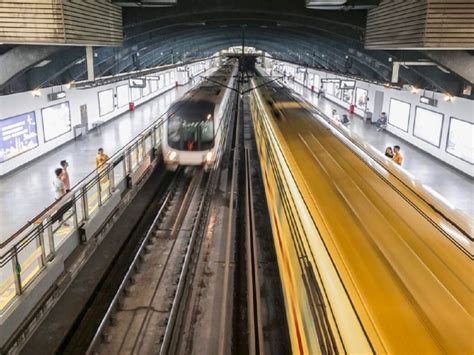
xmin=85 ymin=185 xmax=174 ymax=355
xmin=129 ymin=170 xmax=202 ymax=354
xmin=244 ymin=148 xmax=265 ymax=355
xmin=159 ymin=170 xmax=212 ymax=354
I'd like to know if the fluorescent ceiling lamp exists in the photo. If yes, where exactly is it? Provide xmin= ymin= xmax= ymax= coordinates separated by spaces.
xmin=307 ymin=0 xmax=346 ymax=4
xmin=34 ymin=60 xmax=51 ymax=68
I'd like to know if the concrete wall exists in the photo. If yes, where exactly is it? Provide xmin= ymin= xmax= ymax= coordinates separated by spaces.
xmin=0 ymin=61 xmax=210 ymax=176
xmin=274 ymin=62 xmax=474 ymax=176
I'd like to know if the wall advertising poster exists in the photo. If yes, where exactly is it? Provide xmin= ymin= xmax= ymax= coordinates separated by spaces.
xmin=42 ymin=102 xmax=72 ymax=142
xmin=0 ymin=112 xmax=39 ymax=162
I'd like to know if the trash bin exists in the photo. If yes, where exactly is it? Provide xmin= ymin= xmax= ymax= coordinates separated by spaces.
xmin=349 ymin=104 xmax=355 ymax=114
xmin=73 ymin=124 xmax=86 ymax=139
xmin=364 ymin=111 xmax=372 ymax=122
xmin=129 ymin=102 xmax=135 ymax=111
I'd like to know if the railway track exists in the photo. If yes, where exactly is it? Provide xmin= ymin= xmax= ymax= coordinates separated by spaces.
xmin=244 ymin=148 xmax=265 ymax=355
xmin=85 ymin=167 xmax=213 ymax=354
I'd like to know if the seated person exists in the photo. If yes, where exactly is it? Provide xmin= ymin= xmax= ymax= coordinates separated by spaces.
xmin=376 ymin=112 xmax=388 ymax=131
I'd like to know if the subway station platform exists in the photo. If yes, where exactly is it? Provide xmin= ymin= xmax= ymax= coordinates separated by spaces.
xmin=283 ymin=79 xmax=474 ymax=218
xmin=0 ymin=80 xmax=199 ymax=242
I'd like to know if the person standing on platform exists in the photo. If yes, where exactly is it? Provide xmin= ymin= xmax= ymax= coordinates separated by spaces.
xmin=60 ymin=160 xmax=71 ymax=193
xmin=96 ymin=148 xmax=110 ymax=183
xmin=53 ymin=168 xmax=66 ymax=200
xmin=384 ymin=147 xmax=394 ymax=159
xmin=96 ymin=148 xmax=109 ymax=169
xmin=393 ymin=145 xmax=404 ymax=166
xmin=317 ymin=84 xmax=325 ymax=99
xmin=52 ymin=168 xmax=70 ymax=226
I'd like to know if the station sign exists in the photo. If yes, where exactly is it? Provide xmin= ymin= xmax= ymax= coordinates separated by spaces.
xmin=420 ymin=95 xmax=438 ymax=107
xmin=129 ymin=78 xmax=146 ymax=88
xmin=47 ymin=91 xmax=66 ymax=101
xmin=321 ymin=78 xmax=341 ymax=84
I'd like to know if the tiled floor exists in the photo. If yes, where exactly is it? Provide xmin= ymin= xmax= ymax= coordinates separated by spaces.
xmin=284 ymin=79 xmax=474 ymax=218
xmin=0 ymin=80 xmax=201 ymax=241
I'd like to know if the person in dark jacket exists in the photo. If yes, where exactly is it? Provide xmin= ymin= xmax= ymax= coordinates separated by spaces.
xmin=385 ymin=146 xmax=394 ymax=159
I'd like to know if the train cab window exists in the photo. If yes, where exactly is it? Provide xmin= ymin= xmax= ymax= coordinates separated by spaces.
xmin=168 ymin=100 xmax=215 ymax=151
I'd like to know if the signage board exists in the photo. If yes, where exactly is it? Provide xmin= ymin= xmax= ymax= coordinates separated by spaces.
xmin=420 ymin=96 xmax=438 ymax=107
xmin=42 ymin=102 xmax=72 ymax=142
xmin=0 ymin=112 xmax=39 ymax=162
xmin=129 ymin=78 xmax=146 ymax=88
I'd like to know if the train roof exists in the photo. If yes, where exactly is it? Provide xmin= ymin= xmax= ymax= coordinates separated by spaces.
xmin=183 ymin=63 xmax=237 ymax=104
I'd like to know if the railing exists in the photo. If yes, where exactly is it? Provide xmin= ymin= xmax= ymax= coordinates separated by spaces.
xmin=0 ymin=119 xmax=165 ymax=313
xmin=0 ymin=66 xmax=215 ymax=315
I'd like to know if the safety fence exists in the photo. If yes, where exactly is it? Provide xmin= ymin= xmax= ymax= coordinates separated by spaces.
xmin=0 ymin=63 xmax=215 ymax=318
xmin=0 ymin=120 xmax=165 ymax=313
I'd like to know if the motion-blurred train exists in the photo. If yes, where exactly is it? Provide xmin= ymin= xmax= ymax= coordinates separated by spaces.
xmin=162 ymin=62 xmax=237 ymax=171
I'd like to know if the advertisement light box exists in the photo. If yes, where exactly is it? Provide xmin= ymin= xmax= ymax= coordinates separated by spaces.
xmin=0 ymin=112 xmax=39 ymax=162
xmin=42 ymin=102 xmax=72 ymax=142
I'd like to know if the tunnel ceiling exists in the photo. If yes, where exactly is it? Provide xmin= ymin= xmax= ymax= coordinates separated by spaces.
xmin=0 ymin=0 xmax=472 ymax=98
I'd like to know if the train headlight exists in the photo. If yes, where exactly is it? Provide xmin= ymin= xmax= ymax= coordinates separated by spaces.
xmin=205 ymin=151 xmax=214 ymax=162
xmin=168 ymin=151 xmax=178 ymax=161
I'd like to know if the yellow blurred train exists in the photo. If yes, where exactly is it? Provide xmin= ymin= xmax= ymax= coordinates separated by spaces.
xmin=250 ymin=74 xmax=473 ymax=354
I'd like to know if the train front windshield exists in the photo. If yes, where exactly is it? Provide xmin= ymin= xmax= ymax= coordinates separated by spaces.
xmin=168 ymin=100 xmax=215 ymax=151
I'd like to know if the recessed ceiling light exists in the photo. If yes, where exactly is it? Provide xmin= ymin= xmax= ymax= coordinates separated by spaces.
xmin=34 ymin=60 xmax=51 ymax=68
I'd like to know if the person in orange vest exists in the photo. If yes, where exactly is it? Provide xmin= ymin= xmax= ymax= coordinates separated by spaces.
xmin=96 ymin=147 xmax=110 ymax=183
xmin=393 ymin=145 xmax=404 ymax=166
xmin=96 ymin=148 xmax=109 ymax=169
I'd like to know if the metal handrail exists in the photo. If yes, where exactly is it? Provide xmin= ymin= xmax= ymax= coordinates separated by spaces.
xmin=1 ymin=67 xmax=212 ymax=249
xmin=0 ymin=69 xmax=211 ymax=314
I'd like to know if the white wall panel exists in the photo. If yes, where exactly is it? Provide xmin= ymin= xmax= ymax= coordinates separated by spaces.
xmin=274 ymin=61 xmax=474 ymax=175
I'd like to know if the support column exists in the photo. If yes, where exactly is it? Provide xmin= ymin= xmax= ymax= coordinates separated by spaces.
xmin=86 ymin=46 xmax=95 ymax=81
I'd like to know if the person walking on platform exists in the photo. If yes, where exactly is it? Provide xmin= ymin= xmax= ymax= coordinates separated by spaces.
xmin=376 ymin=112 xmax=388 ymax=131
xmin=393 ymin=145 xmax=404 ymax=166
xmin=60 ymin=160 xmax=71 ymax=193
xmin=384 ymin=147 xmax=394 ymax=159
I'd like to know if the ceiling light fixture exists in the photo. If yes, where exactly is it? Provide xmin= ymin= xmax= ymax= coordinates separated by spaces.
xmin=31 ymin=88 xmax=42 ymax=97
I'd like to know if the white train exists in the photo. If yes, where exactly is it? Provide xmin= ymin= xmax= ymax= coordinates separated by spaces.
xmin=162 ymin=62 xmax=237 ymax=171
